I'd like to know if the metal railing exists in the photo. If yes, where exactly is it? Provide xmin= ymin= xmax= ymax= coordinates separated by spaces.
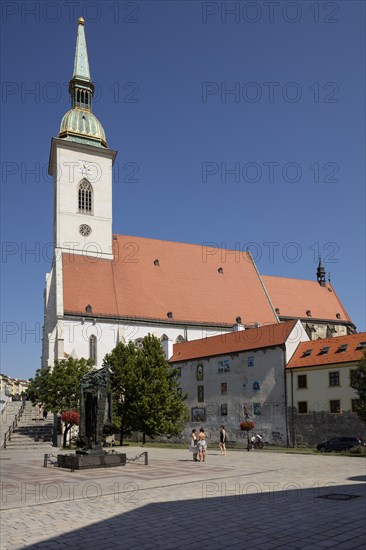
xmin=2 ymin=401 xmax=26 ymax=449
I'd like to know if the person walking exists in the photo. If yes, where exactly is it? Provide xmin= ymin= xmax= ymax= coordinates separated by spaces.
xmin=197 ymin=428 xmax=207 ymax=462
xmin=189 ymin=429 xmax=198 ymax=461
xmin=219 ymin=425 xmax=227 ymax=455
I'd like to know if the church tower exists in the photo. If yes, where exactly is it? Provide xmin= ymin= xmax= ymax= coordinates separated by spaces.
xmin=49 ymin=18 xmax=117 ymax=260
xmin=42 ymin=20 xmax=117 ymax=368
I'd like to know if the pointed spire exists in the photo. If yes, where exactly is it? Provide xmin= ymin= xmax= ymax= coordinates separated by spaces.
xmin=58 ymin=18 xmax=107 ymax=148
xmin=68 ymin=18 xmax=94 ymax=112
xmin=317 ymin=257 xmax=326 ymax=286
xmin=73 ymin=17 xmax=91 ymax=82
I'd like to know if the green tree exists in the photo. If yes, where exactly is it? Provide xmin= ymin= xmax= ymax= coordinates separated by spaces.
xmin=27 ymin=357 xmax=94 ymax=413
xmin=350 ymin=350 xmax=366 ymax=423
xmin=103 ymin=335 xmax=189 ymax=444
xmin=103 ymin=341 xmax=141 ymax=445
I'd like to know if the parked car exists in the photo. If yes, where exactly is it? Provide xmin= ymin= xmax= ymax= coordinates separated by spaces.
xmin=316 ymin=437 xmax=364 ymax=452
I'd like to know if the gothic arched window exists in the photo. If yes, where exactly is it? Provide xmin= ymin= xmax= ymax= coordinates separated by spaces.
xmin=89 ymin=335 xmax=97 ymax=365
xmin=134 ymin=338 xmax=144 ymax=350
xmin=78 ymin=180 xmax=93 ymax=214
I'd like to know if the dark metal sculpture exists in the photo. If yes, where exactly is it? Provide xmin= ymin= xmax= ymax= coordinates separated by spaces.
xmin=78 ymin=366 xmax=112 ymax=452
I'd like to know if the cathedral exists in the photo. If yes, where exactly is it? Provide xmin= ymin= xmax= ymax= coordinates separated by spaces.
xmin=42 ymin=20 xmax=356 ymax=370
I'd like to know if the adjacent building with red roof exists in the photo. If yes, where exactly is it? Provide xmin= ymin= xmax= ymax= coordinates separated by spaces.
xmin=169 ymin=320 xmax=309 ymax=444
xmin=286 ymin=333 xmax=366 ymax=445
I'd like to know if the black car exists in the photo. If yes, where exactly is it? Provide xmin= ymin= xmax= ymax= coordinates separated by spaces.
xmin=316 ymin=437 xmax=363 ymax=452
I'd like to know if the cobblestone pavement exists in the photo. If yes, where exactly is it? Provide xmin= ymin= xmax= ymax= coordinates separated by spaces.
xmin=1 ymin=447 xmax=365 ymax=549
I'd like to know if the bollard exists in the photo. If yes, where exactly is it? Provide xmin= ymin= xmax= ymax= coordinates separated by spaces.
xmin=43 ymin=454 xmax=48 ymax=467
xmin=144 ymin=451 xmax=148 ymax=465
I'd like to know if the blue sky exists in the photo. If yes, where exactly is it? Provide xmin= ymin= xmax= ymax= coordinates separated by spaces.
xmin=1 ymin=1 xmax=365 ymax=380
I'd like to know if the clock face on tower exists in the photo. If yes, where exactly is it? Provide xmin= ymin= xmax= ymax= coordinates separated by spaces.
xmin=79 ymin=224 xmax=92 ymax=237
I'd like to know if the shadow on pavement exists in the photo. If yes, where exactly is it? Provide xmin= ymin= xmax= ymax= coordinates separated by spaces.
xmin=21 ymin=482 xmax=365 ymax=549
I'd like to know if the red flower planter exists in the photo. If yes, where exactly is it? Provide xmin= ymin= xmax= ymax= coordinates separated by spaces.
xmin=240 ymin=421 xmax=255 ymax=431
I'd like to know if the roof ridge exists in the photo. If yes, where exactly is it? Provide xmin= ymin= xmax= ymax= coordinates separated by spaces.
xmin=112 ymin=233 xmax=252 ymax=255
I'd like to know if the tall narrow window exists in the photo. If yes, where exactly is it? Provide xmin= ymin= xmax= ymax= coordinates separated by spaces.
xmin=78 ymin=180 xmax=93 ymax=214
xmin=89 ymin=335 xmax=97 ymax=365
xmin=329 ymin=371 xmax=340 ymax=387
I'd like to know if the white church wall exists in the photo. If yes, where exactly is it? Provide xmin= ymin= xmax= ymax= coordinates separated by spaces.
xmin=61 ymin=319 xmax=234 ymax=367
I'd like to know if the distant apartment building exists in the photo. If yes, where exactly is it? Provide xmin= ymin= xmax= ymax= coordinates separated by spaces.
xmin=286 ymin=333 xmax=366 ymax=446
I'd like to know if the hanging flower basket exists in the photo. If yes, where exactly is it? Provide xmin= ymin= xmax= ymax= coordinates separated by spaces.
xmin=240 ymin=421 xmax=255 ymax=432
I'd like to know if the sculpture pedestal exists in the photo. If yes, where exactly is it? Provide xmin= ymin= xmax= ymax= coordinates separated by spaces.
xmin=57 ymin=452 xmax=126 ymax=470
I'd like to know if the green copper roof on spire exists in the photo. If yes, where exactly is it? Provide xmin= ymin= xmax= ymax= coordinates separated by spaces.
xmin=73 ymin=17 xmax=91 ymax=81
xmin=58 ymin=18 xmax=107 ymax=148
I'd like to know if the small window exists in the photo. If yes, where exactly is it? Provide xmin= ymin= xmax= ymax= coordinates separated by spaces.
xmin=330 ymin=400 xmax=341 ymax=414
xmin=221 ymin=382 xmax=227 ymax=394
xmin=298 ymin=401 xmax=308 ymax=414
xmin=351 ymin=399 xmax=359 ymax=413
xmin=218 ymin=360 xmax=230 ymax=373
xmin=319 ymin=346 xmax=330 ymax=355
xmin=253 ymin=403 xmax=261 ymax=416
xmin=89 ymin=335 xmax=97 ymax=365
xmin=356 ymin=341 xmax=366 ymax=350
xmin=297 ymin=374 xmax=307 ymax=389
xmin=253 ymin=381 xmax=260 ymax=392
xmin=176 ymin=335 xmax=186 ymax=344
xmin=329 ymin=371 xmax=340 ymax=387
xmin=221 ymin=404 xmax=228 ymax=416
xmin=337 ymin=344 xmax=348 ymax=353
xmin=247 ymin=356 xmax=254 ymax=367
xmin=176 ymin=367 xmax=182 ymax=378
xmin=302 ymin=349 xmax=312 ymax=357
xmin=197 ymin=385 xmax=204 ymax=403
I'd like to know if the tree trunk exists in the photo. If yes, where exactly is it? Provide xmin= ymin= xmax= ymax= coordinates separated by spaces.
xmin=63 ymin=424 xmax=70 ymax=448
xmin=120 ymin=427 xmax=124 ymax=447
xmin=142 ymin=432 xmax=146 ymax=444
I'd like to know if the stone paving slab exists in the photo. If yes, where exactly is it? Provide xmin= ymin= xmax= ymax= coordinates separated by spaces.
xmin=0 ymin=447 xmax=365 ymax=549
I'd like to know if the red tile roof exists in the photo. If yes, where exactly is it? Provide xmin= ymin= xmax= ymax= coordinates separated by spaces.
xmin=169 ymin=320 xmax=299 ymax=363
xmin=286 ymin=333 xmax=366 ymax=369
xmin=62 ymin=235 xmax=278 ymax=326
xmin=262 ymin=275 xmax=353 ymax=323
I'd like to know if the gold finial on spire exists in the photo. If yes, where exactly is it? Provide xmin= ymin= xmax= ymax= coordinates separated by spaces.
xmin=78 ymin=17 xmax=85 ymax=25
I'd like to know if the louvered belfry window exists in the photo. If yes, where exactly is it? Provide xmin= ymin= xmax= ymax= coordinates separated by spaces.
xmin=78 ymin=180 xmax=92 ymax=214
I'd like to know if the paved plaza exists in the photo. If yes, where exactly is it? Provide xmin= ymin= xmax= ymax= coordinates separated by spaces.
xmin=0 ymin=446 xmax=365 ymax=549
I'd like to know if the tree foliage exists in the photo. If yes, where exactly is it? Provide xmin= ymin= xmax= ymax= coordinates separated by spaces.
xmin=350 ymin=350 xmax=366 ymax=423
xmin=103 ymin=334 xmax=189 ymax=444
xmin=27 ymin=357 xmax=94 ymax=413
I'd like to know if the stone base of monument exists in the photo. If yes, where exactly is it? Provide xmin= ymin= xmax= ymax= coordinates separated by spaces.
xmin=57 ymin=452 xmax=126 ymax=470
